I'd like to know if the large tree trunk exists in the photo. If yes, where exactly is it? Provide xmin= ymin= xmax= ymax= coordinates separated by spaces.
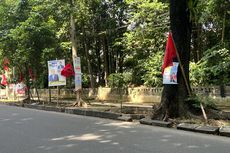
xmin=153 ymin=0 xmax=191 ymax=120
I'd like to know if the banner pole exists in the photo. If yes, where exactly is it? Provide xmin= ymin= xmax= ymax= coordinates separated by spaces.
xmin=171 ymin=33 xmax=207 ymax=122
xmin=171 ymin=34 xmax=191 ymax=96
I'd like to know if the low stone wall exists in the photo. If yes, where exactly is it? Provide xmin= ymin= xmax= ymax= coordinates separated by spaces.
xmin=28 ymin=86 xmax=230 ymax=103
xmin=97 ymin=87 xmax=162 ymax=103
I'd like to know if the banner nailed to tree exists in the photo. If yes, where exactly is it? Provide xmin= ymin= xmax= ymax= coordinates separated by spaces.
xmin=162 ymin=32 xmax=179 ymax=84
xmin=73 ymin=57 xmax=82 ymax=91
xmin=163 ymin=62 xmax=179 ymax=84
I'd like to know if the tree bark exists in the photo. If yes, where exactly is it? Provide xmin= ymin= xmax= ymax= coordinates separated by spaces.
xmin=153 ymin=0 xmax=191 ymax=120
xmin=82 ymin=27 xmax=95 ymax=91
xmin=69 ymin=0 xmax=84 ymax=106
xmin=191 ymin=23 xmax=202 ymax=62
xmin=103 ymin=35 xmax=110 ymax=87
xmin=95 ymin=38 xmax=102 ymax=86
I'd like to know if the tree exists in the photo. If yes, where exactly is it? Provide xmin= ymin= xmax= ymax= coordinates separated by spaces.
xmin=153 ymin=0 xmax=191 ymax=120
xmin=121 ymin=0 xmax=168 ymax=86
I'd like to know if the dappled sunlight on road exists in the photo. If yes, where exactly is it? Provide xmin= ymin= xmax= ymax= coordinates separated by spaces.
xmin=20 ymin=117 xmax=33 ymax=121
xmin=0 ymin=118 xmax=10 ymax=121
xmin=51 ymin=133 xmax=102 ymax=141
xmin=102 ymin=121 xmax=136 ymax=128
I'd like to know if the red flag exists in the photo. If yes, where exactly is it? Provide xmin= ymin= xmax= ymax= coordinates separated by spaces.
xmin=162 ymin=32 xmax=177 ymax=74
xmin=61 ymin=63 xmax=75 ymax=78
xmin=3 ymin=65 xmax=9 ymax=71
xmin=3 ymin=57 xmax=10 ymax=71
xmin=19 ymin=72 xmax=24 ymax=82
xmin=29 ymin=67 xmax=35 ymax=80
xmin=1 ymin=73 xmax=7 ymax=86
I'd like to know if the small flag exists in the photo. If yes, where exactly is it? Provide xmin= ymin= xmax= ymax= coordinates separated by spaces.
xmin=162 ymin=32 xmax=177 ymax=74
xmin=3 ymin=65 xmax=9 ymax=71
xmin=1 ymin=73 xmax=7 ymax=86
xmin=19 ymin=72 xmax=24 ymax=82
xmin=61 ymin=63 xmax=75 ymax=78
xmin=3 ymin=57 xmax=10 ymax=71
xmin=29 ymin=67 xmax=35 ymax=80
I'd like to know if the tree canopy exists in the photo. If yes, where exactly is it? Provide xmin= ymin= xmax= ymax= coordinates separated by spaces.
xmin=0 ymin=0 xmax=229 ymax=88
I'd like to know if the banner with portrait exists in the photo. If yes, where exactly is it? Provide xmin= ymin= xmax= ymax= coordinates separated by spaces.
xmin=163 ymin=62 xmax=179 ymax=84
xmin=48 ymin=60 xmax=66 ymax=87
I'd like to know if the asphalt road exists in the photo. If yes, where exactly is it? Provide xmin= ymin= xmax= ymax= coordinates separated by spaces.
xmin=0 ymin=104 xmax=229 ymax=153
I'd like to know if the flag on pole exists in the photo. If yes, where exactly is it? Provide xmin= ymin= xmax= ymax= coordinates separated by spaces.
xmin=3 ymin=57 xmax=10 ymax=71
xmin=1 ymin=73 xmax=7 ymax=86
xmin=29 ymin=67 xmax=35 ymax=80
xmin=61 ymin=63 xmax=75 ymax=78
xmin=19 ymin=72 xmax=24 ymax=82
xmin=162 ymin=32 xmax=177 ymax=74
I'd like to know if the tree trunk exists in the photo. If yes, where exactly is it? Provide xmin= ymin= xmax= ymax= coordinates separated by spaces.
xmin=95 ymin=38 xmax=102 ymax=86
xmin=191 ymin=23 xmax=202 ymax=62
xmin=82 ymin=27 xmax=95 ymax=91
xmin=153 ymin=0 xmax=191 ymax=120
xmin=103 ymin=35 xmax=109 ymax=87
xmin=69 ymin=0 xmax=84 ymax=107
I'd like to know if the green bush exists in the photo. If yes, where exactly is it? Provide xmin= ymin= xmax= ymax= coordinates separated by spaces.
xmin=142 ymin=51 xmax=163 ymax=87
xmin=190 ymin=45 xmax=230 ymax=86
xmin=108 ymin=72 xmax=132 ymax=88
xmin=186 ymin=95 xmax=217 ymax=110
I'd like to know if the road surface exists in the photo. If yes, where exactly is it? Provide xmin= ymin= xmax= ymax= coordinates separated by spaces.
xmin=0 ymin=104 xmax=229 ymax=153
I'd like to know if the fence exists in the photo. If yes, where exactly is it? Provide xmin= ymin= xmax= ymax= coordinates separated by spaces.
xmin=30 ymin=86 xmax=230 ymax=103
xmin=1 ymin=86 xmax=229 ymax=103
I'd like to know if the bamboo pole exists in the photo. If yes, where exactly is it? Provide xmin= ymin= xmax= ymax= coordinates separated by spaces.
xmin=171 ymin=33 xmax=208 ymax=123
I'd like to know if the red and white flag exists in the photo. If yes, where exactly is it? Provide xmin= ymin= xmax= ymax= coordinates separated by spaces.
xmin=162 ymin=32 xmax=177 ymax=74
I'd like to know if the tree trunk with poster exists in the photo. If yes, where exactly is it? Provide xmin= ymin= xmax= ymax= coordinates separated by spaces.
xmin=152 ymin=0 xmax=191 ymax=120
xmin=70 ymin=0 xmax=87 ymax=107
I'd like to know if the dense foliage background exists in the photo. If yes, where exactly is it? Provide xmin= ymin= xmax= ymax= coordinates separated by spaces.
xmin=0 ymin=0 xmax=229 ymax=88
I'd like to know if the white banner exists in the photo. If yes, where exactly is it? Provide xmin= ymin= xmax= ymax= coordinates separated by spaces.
xmin=73 ymin=57 xmax=81 ymax=74
xmin=75 ymin=73 xmax=82 ymax=91
xmin=73 ymin=57 xmax=82 ymax=91
xmin=48 ymin=60 xmax=66 ymax=87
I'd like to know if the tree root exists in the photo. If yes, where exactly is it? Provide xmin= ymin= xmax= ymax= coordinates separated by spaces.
xmin=72 ymin=98 xmax=89 ymax=108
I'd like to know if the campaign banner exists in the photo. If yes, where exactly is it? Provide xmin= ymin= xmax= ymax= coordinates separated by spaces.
xmin=48 ymin=60 xmax=66 ymax=87
xmin=75 ymin=73 xmax=82 ymax=91
xmin=73 ymin=57 xmax=81 ymax=74
xmin=73 ymin=57 xmax=82 ymax=91
xmin=163 ymin=62 xmax=179 ymax=84
xmin=16 ymin=83 xmax=27 ymax=95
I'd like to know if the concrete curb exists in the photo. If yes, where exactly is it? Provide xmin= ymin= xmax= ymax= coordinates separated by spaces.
xmin=219 ymin=126 xmax=230 ymax=137
xmin=177 ymin=123 xmax=220 ymax=135
xmin=195 ymin=126 xmax=219 ymax=135
xmin=140 ymin=118 xmax=173 ymax=127
xmin=177 ymin=123 xmax=200 ymax=132
xmin=1 ymin=102 xmax=230 ymax=137
xmin=117 ymin=115 xmax=133 ymax=122
xmin=65 ymin=107 xmax=121 ymax=120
